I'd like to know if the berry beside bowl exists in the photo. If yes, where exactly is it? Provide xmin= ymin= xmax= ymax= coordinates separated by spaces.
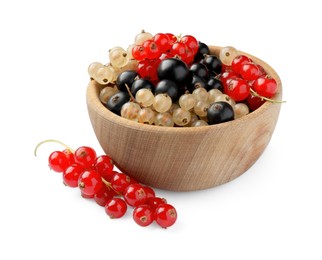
xmin=86 ymin=45 xmax=282 ymax=192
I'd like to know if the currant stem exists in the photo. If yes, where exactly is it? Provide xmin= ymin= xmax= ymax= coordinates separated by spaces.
xmin=101 ymin=177 xmax=123 ymax=196
xmin=34 ymin=139 xmax=74 ymax=156
xmin=250 ymin=88 xmax=286 ymax=103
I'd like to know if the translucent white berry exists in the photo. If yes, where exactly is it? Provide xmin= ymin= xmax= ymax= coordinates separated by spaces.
xmin=88 ymin=62 xmax=104 ymax=78
xmin=93 ymin=66 xmax=114 ymax=85
xmin=191 ymin=120 xmax=208 ymax=127
xmin=120 ymin=102 xmax=141 ymax=121
xmin=234 ymin=103 xmax=250 ymax=119
xmin=135 ymin=89 xmax=154 ymax=107
xmin=215 ymin=94 xmax=236 ymax=107
xmin=109 ymin=47 xmax=128 ymax=68
xmin=153 ymin=94 xmax=172 ymax=113
xmin=179 ymin=93 xmax=196 ymax=111
xmin=192 ymin=88 xmax=208 ymax=102
xmin=135 ymin=30 xmax=153 ymax=45
xmin=173 ymin=108 xmax=191 ymax=126
xmin=154 ymin=112 xmax=174 ymax=127
xmin=99 ymin=86 xmax=119 ymax=105
xmin=219 ymin=46 xmax=239 ymax=66
xmin=208 ymin=89 xmax=223 ymax=103
xmin=138 ymin=108 xmax=155 ymax=125
xmin=194 ymin=100 xmax=210 ymax=117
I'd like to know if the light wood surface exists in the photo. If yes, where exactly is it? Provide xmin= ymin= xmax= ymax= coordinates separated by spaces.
xmin=86 ymin=46 xmax=282 ymax=191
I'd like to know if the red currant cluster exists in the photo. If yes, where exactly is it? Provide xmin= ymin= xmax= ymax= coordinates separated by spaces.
xmin=35 ymin=140 xmax=177 ymax=228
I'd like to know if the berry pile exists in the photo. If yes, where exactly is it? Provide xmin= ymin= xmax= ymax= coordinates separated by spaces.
xmin=89 ymin=30 xmax=283 ymax=127
xmin=35 ymin=140 xmax=177 ymax=228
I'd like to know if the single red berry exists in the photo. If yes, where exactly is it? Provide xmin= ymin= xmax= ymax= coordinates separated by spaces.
xmin=171 ymin=42 xmax=188 ymax=59
xmin=143 ymin=186 xmax=155 ymax=200
xmin=153 ymin=33 xmax=171 ymax=53
xmin=224 ymin=78 xmax=250 ymax=101
xmin=143 ymin=40 xmax=161 ymax=60
xmin=81 ymin=191 xmax=94 ymax=199
xmin=132 ymin=45 xmax=147 ymax=61
xmin=220 ymin=70 xmax=240 ymax=88
xmin=94 ymin=155 xmax=114 ymax=182
xmin=137 ymin=59 xmax=160 ymax=82
xmin=94 ymin=184 xmax=117 ymax=207
xmin=74 ymin=146 xmax=97 ymax=168
xmin=133 ymin=205 xmax=154 ymax=227
xmin=180 ymin=35 xmax=198 ymax=55
xmin=252 ymin=76 xmax=278 ymax=98
xmin=48 ymin=151 xmax=71 ymax=172
xmin=147 ymin=197 xmax=167 ymax=211
xmin=105 ymin=198 xmax=127 ymax=219
xmin=78 ymin=170 xmax=103 ymax=196
xmin=110 ymin=172 xmax=132 ymax=194
xmin=240 ymin=63 xmax=263 ymax=81
xmin=165 ymin=33 xmax=177 ymax=45
xmin=63 ymin=149 xmax=75 ymax=164
xmin=231 ymin=55 xmax=252 ymax=74
xmin=124 ymin=183 xmax=147 ymax=207
xmin=247 ymin=94 xmax=265 ymax=111
xmin=63 ymin=164 xmax=84 ymax=187
xmin=155 ymin=203 xmax=177 ymax=228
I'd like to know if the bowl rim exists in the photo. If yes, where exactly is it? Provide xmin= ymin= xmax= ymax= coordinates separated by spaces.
xmin=87 ymin=46 xmax=282 ymax=134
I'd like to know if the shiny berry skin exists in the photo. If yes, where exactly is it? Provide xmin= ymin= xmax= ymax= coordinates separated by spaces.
xmin=48 ymin=151 xmax=71 ymax=172
xmin=155 ymin=204 xmax=177 ymax=228
xmin=187 ymin=75 xmax=206 ymax=93
xmin=137 ymin=59 xmax=160 ymax=82
xmin=143 ymin=40 xmax=161 ymax=59
xmin=155 ymin=79 xmax=179 ymax=101
xmin=63 ymin=149 xmax=75 ymax=164
xmin=94 ymin=184 xmax=117 ymax=207
xmin=116 ymin=70 xmax=138 ymax=92
xmin=219 ymin=70 xmax=240 ymax=88
xmin=132 ymin=45 xmax=147 ymax=61
xmin=180 ymin=35 xmax=198 ymax=55
xmin=252 ymin=76 xmax=277 ymax=98
xmin=240 ymin=63 xmax=263 ymax=81
xmin=131 ymin=78 xmax=154 ymax=96
xmin=207 ymin=101 xmax=234 ymax=125
xmin=157 ymin=58 xmax=189 ymax=86
xmin=124 ymin=183 xmax=147 ymax=207
xmin=190 ymin=63 xmax=209 ymax=80
xmin=147 ymin=197 xmax=167 ymax=211
xmin=94 ymin=155 xmax=114 ymax=182
xmin=143 ymin=186 xmax=155 ymax=199
xmin=74 ymin=146 xmax=97 ymax=168
xmin=106 ymin=91 xmax=130 ymax=115
xmin=78 ymin=170 xmax=103 ymax=196
xmin=110 ymin=172 xmax=132 ymax=194
xmin=231 ymin=55 xmax=252 ymax=74
xmin=224 ymin=78 xmax=250 ymax=101
xmin=206 ymin=76 xmax=223 ymax=91
xmin=105 ymin=198 xmax=127 ymax=219
xmin=247 ymin=94 xmax=265 ymax=111
xmin=202 ymin=55 xmax=222 ymax=75
xmin=194 ymin=41 xmax=210 ymax=62
xmin=133 ymin=205 xmax=154 ymax=227
xmin=171 ymin=42 xmax=188 ymax=59
xmin=153 ymin=33 xmax=171 ymax=52
xmin=63 ymin=164 xmax=84 ymax=187
xmin=164 ymin=33 xmax=177 ymax=45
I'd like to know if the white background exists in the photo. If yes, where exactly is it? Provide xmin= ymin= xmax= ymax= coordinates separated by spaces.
xmin=1 ymin=0 xmax=321 ymax=259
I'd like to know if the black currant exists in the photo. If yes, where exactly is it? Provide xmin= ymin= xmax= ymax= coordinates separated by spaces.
xmin=131 ymin=78 xmax=154 ymax=96
xmin=105 ymin=91 xmax=130 ymax=115
xmin=157 ymin=58 xmax=189 ymax=86
xmin=187 ymin=75 xmax=206 ymax=93
xmin=207 ymin=101 xmax=234 ymax=125
xmin=202 ymin=55 xmax=222 ymax=75
xmin=206 ymin=76 xmax=223 ymax=91
xmin=155 ymin=79 xmax=179 ymax=101
xmin=190 ymin=63 xmax=209 ymax=80
xmin=116 ymin=70 xmax=138 ymax=92
xmin=194 ymin=42 xmax=210 ymax=62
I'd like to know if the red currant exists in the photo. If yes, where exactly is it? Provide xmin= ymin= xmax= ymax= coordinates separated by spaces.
xmin=224 ymin=78 xmax=250 ymax=101
xmin=247 ymin=94 xmax=265 ymax=111
xmin=155 ymin=203 xmax=177 ymax=228
xmin=105 ymin=198 xmax=127 ymax=219
xmin=124 ymin=183 xmax=147 ymax=207
xmin=143 ymin=186 xmax=155 ymax=200
xmin=153 ymin=33 xmax=171 ymax=53
xmin=133 ymin=205 xmax=154 ymax=227
xmin=143 ymin=40 xmax=161 ymax=60
xmin=78 ymin=170 xmax=103 ymax=196
xmin=180 ymin=35 xmax=198 ymax=55
xmin=63 ymin=164 xmax=84 ymax=187
xmin=220 ymin=70 xmax=240 ymax=88
xmin=165 ymin=33 xmax=177 ymax=45
xmin=48 ymin=151 xmax=71 ymax=172
xmin=240 ymin=63 xmax=263 ymax=81
xmin=171 ymin=42 xmax=188 ymax=59
xmin=94 ymin=155 xmax=114 ymax=182
xmin=132 ymin=45 xmax=147 ymax=61
xmin=94 ymin=184 xmax=117 ymax=207
xmin=231 ymin=55 xmax=252 ymax=74
xmin=110 ymin=172 xmax=132 ymax=194
xmin=63 ymin=149 xmax=75 ymax=164
xmin=147 ymin=197 xmax=167 ymax=211
xmin=74 ymin=146 xmax=97 ymax=168
xmin=137 ymin=59 xmax=160 ymax=82
xmin=252 ymin=76 xmax=277 ymax=98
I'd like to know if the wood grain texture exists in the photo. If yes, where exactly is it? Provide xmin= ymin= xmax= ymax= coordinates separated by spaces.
xmin=86 ymin=46 xmax=282 ymax=191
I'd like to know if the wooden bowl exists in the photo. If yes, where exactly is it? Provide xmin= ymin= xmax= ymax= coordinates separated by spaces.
xmin=86 ymin=46 xmax=282 ymax=191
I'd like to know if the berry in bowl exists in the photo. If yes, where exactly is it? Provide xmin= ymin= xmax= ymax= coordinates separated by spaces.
xmin=86 ymin=31 xmax=283 ymax=191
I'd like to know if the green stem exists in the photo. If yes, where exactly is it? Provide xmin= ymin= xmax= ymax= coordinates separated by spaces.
xmin=34 ymin=139 xmax=74 ymax=156
xmin=250 ymin=88 xmax=286 ymax=103
xmin=101 ymin=177 xmax=123 ymax=196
